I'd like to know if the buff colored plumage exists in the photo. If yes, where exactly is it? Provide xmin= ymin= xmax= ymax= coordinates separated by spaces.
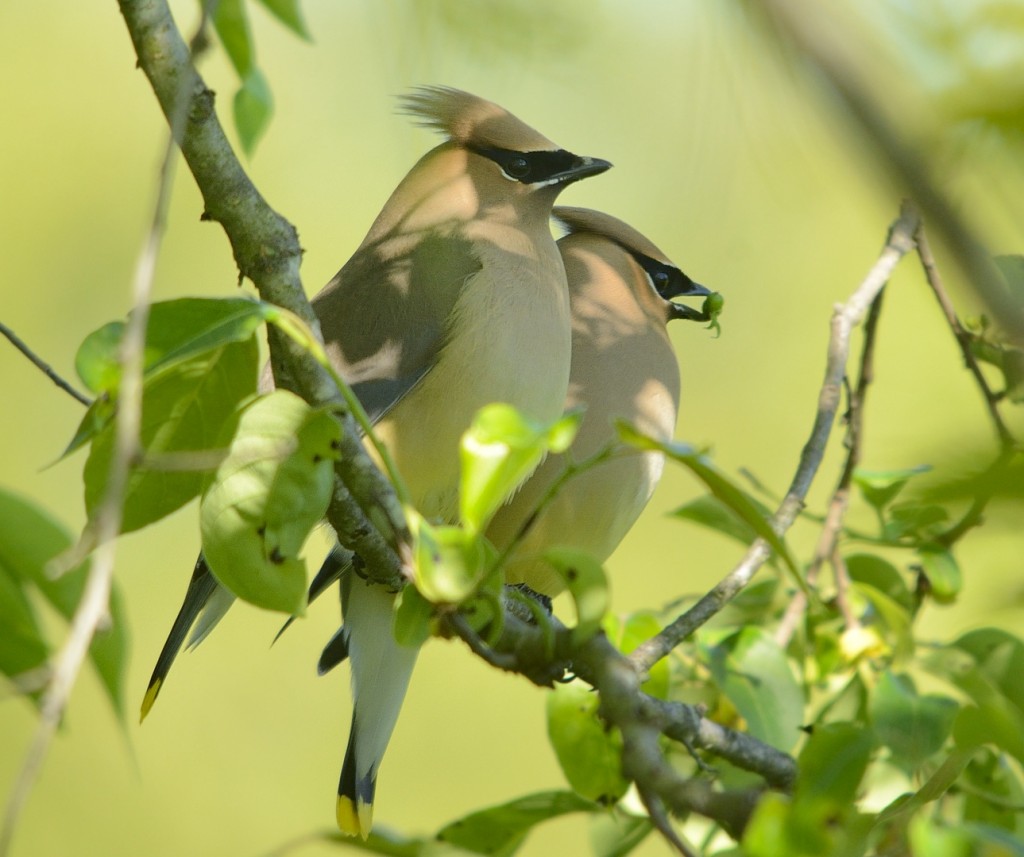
xmin=142 ymin=88 xmax=610 ymax=839
xmin=486 ymin=206 xmax=710 ymax=595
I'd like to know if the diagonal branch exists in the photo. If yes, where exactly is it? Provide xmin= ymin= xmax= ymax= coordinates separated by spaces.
xmin=0 ymin=9 xmax=196 ymax=847
xmin=448 ymin=608 xmax=797 ymax=845
xmin=630 ymin=204 xmax=920 ymax=673
xmin=0 ymin=322 xmax=92 ymax=407
xmin=915 ymin=222 xmax=1020 ymax=548
xmin=915 ymin=223 xmax=1014 ymax=450
xmin=116 ymin=0 xmax=409 ymax=583
xmin=776 ymin=288 xmax=885 ymax=646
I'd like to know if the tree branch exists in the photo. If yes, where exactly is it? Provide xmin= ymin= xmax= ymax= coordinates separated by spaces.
xmin=116 ymin=0 xmax=410 ymax=583
xmin=0 ymin=322 xmax=91 ymax=407
xmin=776 ymin=289 xmax=885 ymax=646
xmin=915 ymin=223 xmax=1015 ymax=450
xmin=0 ymin=10 xmax=192 ymax=846
xmin=914 ymin=221 xmax=1020 ymax=549
xmin=631 ymin=204 xmax=919 ymax=672
xmin=448 ymin=607 xmax=797 ymax=844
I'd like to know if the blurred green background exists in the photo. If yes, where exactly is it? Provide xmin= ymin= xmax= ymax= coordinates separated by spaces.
xmin=2 ymin=1 xmax=1023 ymax=855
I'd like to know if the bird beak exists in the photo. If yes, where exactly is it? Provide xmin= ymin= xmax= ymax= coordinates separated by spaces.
xmin=669 ymin=302 xmax=709 ymax=322
xmin=670 ymin=279 xmax=712 ymax=300
xmin=551 ymin=156 xmax=613 ymax=186
xmin=668 ymin=281 xmax=714 ymax=323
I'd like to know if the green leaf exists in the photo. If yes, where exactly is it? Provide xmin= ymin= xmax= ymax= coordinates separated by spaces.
xmin=994 ymin=254 xmax=1024 ymax=307
xmin=953 ymin=702 xmax=1024 ymax=766
xmin=83 ymin=336 xmax=259 ymax=533
xmin=436 ymin=790 xmax=599 ymax=855
xmin=882 ymin=502 xmax=948 ymax=541
xmin=63 ymin=395 xmax=117 ymax=458
xmin=962 ymin=748 xmax=1024 ymax=830
xmin=212 ymin=0 xmax=253 ymax=75
xmin=541 ymin=547 xmax=608 ymax=644
xmin=869 ymin=671 xmax=958 ymax=767
xmin=850 ymin=581 xmax=914 ymax=663
xmin=75 ymin=321 xmax=124 ymax=394
xmin=671 ymin=494 xmax=760 ymax=546
xmin=925 ymin=455 xmax=1024 ymax=502
xmin=875 ymin=746 xmax=976 ymax=829
xmin=744 ymin=764 xmax=874 ymax=857
xmin=67 ymin=298 xmax=269 ymax=457
xmin=716 ymin=578 xmax=782 ymax=629
xmin=907 ymin=815 xmax=972 ymax=857
xmin=705 ymin=627 xmax=804 ymax=751
xmin=234 ymin=68 xmax=273 ymax=156
xmin=547 ymin=680 xmax=629 ymax=804
xmin=255 ymin=0 xmax=310 ymax=39
xmin=313 ymin=828 xmax=428 ymax=855
xmin=1002 ymin=347 xmax=1024 ymax=404
xmin=916 ymin=546 xmax=961 ymax=604
xmin=741 ymin=793 xmax=792 ymax=857
xmin=852 ymin=465 xmax=932 ymax=513
xmin=960 ymin=824 xmax=1024 ymax=856
xmin=845 ymin=554 xmax=913 ymax=612
xmin=392 ymin=585 xmax=434 ymax=648
xmin=589 ymin=812 xmax=652 ymax=857
xmin=953 ymin=628 xmax=1024 ymax=714
xmin=411 ymin=517 xmax=489 ymax=605
xmin=0 ymin=561 xmax=50 ymax=684
xmin=201 ymin=391 xmax=341 ymax=614
xmin=0 ymin=488 xmax=127 ymax=715
xmin=618 ymin=423 xmax=804 ymax=589
xmin=137 ymin=298 xmax=269 ymax=376
xmin=460 ymin=403 xmax=580 ymax=533
xmin=793 ymin=721 xmax=873 ymax=815
xmin=607 ymin=612 xmax=670 ymax=699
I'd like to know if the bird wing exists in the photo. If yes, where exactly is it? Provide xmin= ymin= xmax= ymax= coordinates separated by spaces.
xmin=314 ymin=230 xmax=483 ymax=425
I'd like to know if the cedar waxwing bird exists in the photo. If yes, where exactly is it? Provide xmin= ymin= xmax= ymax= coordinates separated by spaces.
xmin=141 ymin=88 xmax=611 ymax=839
xmin=485 ymin=206 xmax=710 ymax=597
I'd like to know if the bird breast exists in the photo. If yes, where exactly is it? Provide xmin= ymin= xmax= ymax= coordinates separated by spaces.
xmin=372 ymin=237 xmax=572 ymax=522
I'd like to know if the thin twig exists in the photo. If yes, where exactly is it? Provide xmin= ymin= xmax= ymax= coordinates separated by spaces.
xmin=0 ymin=12 xmax=205 ymax=854
xmin=935 ymin=448 xmax=1017 ymax=547
xmin=117 ymin=0 xmax=409 ymax=585
xmin=631 ymin=203 xmax=919 ymax=673
xmin=830 ymin=547 xmax=859 ymax=629
xmin=634 ymin=782 xmax=694 ymax=857
xmin=0 ymin=321 xmax=91 ymax=406
xmin=915 ymin=222 xmax=1020 ymax=548
xmin=0 ymin=667 xmax=53 ymax=700
xmin=776 ymin=288 xmax=884 ymax=646
xmin=774 ymin=562 xmax=823 ymax=649
xmin=448 ymin=589 xmax=797 ymax=841
xmin=447 ymin=613 xmax=522 ymax=672
xmin=915 ymin=224 xmax=1015 ymax=449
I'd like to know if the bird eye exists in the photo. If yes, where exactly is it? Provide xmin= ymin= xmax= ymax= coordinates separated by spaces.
xmin=652 ymin=271 xmax=671 ymax=291
xmin=505 ymin=157 xmax=530 ymax=179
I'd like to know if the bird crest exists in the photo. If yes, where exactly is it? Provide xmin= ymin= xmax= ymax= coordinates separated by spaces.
xmin=553 ymin=206 xmax=672 ymax=265
xmin=400 ymin=86 xmax=559 ymax=153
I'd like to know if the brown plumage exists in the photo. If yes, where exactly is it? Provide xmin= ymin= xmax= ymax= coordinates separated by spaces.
xmin=400 ymin=85 xmax=561 ymax=151
xmin=144 ymin=89 xmax=610 ymax=842
xmin=288 ymin=89 xmax=611 ymax=835
xmin=486 ymin=206 xmax=710 ymax=595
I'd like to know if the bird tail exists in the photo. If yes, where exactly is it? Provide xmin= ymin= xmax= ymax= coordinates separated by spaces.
xmin=273 ymin=546 xmax=352 ymax=644
xmin=334 ymin=575 xmax=420 ymax=838
xmin=140 ymin=552 xmax=234 ymax=721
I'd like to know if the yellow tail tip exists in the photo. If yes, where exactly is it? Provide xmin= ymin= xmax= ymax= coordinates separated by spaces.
xmin=336 ymin=795 xmax=373 ymax=839
xmin=139 ymin=680 xmax=162 ymax=723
